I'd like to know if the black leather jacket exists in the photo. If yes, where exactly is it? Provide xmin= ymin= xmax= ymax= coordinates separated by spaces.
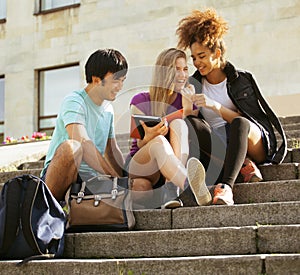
xmin=189 ymin=61 xmax=287 ymax=164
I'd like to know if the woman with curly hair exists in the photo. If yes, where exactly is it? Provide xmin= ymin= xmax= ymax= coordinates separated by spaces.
xmin=176 ymin=8 xmax=287 ymax=205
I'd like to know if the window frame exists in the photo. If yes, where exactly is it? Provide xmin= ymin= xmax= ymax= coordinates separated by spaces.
xmin=37 ymin=63 xmax=80 ymax=134
xmin=0 ymin=75 xmax=4 ymax=142
xmin=0 ymin=0 xmax=6 ymax=23
xmin=34 ymin=0 xmax=80 ymax=15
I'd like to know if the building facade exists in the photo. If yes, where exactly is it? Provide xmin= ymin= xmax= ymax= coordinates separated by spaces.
xmin=0 ymin=0 xmax=299 ymax=140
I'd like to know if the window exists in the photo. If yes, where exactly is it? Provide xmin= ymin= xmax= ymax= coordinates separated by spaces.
xmin=36 ymin=0 xmax=80 ymax=13
xmin=0 ymin=0 xmax=6 ymax=22
xmin=0 ymin=76 xmax=4 ymax=142
xmin=38 ymin=64 xmax=80 ymax=134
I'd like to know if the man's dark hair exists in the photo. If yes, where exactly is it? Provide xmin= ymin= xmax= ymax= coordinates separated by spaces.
xmin=85 ymin=49 xmax=128 ymax=83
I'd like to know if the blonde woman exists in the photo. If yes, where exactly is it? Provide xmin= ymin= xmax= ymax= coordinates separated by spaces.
xmin=125 ymin=48 xmax=211 ymax=209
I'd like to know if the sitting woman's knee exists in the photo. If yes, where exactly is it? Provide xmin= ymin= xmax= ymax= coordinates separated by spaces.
xmin=148 ymin=135 xmax=174 ymax=155
xmin=150 ymin=135 xmax=169 ymax=145
xmin=231 ymin=116 xmax=251 ymax=128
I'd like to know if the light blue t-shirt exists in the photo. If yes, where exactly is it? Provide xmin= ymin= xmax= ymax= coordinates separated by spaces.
xmin=42 ymin=89 xmax=115 ymax=176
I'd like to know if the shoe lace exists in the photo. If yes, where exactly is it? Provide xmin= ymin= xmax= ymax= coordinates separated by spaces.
xmin=214 ymin=184 xmax=226 ymax=196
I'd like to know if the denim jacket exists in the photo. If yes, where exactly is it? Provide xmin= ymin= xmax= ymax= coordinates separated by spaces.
xmin=189 ymin=61 xmax=287 ymax=164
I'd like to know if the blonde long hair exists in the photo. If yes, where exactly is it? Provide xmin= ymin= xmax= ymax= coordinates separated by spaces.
xmin=149 ymin=48 xmax=187 ymax=117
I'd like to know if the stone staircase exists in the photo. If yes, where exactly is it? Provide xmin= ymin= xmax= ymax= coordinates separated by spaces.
xmin=0 ymin=116 xmax=299 ymax=274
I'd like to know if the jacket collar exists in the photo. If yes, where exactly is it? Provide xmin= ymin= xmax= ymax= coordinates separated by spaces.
xmin=223 ymin=61 xmax=239 ymax=83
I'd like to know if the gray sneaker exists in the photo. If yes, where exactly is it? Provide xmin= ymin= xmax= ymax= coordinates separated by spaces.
xmin=186 ymin=157 xmax=212 ymax=206
xmin=161 ymin=182 xmax=183 ymax=209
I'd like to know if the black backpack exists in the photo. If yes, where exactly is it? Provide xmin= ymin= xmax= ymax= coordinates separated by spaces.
xmin=0 ymin=174 xmax=66 ymax=263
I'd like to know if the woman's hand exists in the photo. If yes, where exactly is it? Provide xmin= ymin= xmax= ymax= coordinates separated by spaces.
xmin=192 ymin=94 xmax=221 ymax=114
xmin=181 ymin=84 xmax=195 ymax=116
xmin=140 ymin=118 xmax=169 ymax=143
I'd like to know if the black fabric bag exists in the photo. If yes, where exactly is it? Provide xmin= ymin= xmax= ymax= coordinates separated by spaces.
xmin=0 ymin=174 xmax=66 ymax=263
xmin=65 ymin=175 xmax=135 ymax=232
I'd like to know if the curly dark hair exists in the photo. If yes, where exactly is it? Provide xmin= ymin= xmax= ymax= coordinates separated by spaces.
xmin=176 ymin=8 xmax=228 ymax=55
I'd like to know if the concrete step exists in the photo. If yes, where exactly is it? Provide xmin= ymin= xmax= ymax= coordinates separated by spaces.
xmin=0 ymin=154 xmax=299 ymax=186
xmin=233 ymin=179 xmax=300 ymax=204
xmin=286 ymin=149 xmax=296 ymax=163
xmin=1 ymin=146 xmax=299 ymax=181
xmin=276 ymin=129 xmax=300 ymax=140
xmin=117 ymin=136 xmax=300 ymax=158
xmin=17 ymin=160 xmax=44 ymax=170
xmin=238 ymin=162 xmax=300 ymax=181
xmin=117 ymin=131 xmax=300 ymax=156
xmin=0 ymin=169 xmax=299 ymax=205
xmin=0 ymin=182 xmax=298 ymax=229
xmin=1 ymin=254 xmax=299 ymax=275
xmin=286 ymin=138 xmax=300 ymax=149
xmin=283 ymin=122 xmax=300 ymax=131
xmin=0 ymin=172 xmax=299 ymax=206
xmin=0 ymin=168 xmax=42 ymax=184
xmin=62 ymin=224 xmax=300 ymax=259
xmin=258 ymin=163 xmax=299 ymax=181
xmin=290 ymin=147 xmax=300 ymax=162
xmin=132 ymin=179 xmax=300 ymax=210
xmin=134 ymin=201 xmax=300 ymax=230
xmin=279 ymin=115 xmax=300 ymax=125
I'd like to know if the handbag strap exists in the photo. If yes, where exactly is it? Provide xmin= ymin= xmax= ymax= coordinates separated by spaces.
xmin=111 ymin=177 xmax=118 ymax=200
xmin=76 ymin=181 xmax=86 ymax=204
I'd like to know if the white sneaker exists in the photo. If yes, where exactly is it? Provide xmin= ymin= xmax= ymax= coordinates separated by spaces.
xmin=186 ymin=157 xmax=212 ymax=206
xmin=212 ymin=183 xmax=234 ymax=205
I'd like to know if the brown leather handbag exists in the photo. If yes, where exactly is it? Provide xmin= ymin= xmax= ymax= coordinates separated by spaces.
xmin=65 ymin=175 xmax=135 ymax=232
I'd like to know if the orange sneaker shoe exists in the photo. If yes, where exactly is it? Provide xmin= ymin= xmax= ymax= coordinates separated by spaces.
xmin=240 ymin=158 xmax=263 ymax=183
xmin=212 ymin=183 xmax=234 ymax=205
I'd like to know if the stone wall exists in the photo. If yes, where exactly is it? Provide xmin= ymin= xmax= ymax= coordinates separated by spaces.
xmin=0 ymin=0 xmax=299 ymax=136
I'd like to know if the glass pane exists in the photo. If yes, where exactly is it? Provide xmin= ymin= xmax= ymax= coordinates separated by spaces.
xmin=39 ymin=117 xmax=57 ymax=129
xmin=41 ymin=0 xmax=80 ymax=11
xmin=0 ymin=0 xmax=6 ymax=20
xmin=0 ymin=77 xmax=4 ymax=121
xmin=39 ymin=65 xmax=80 ymax=117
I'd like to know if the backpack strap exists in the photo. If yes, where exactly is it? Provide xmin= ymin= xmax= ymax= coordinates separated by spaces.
xmin=0 ymin=177 xmax=23 ymax=257
xmin=20 ymin=175 xmax=42 ymax=255
xmin=17 ymin=253 xmax=55 ymax=266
